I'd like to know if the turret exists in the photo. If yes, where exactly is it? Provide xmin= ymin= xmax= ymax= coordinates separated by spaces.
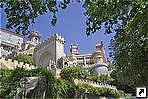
xmin=70 ymin=44 xmax=79 ymax=56
xmin=28 ymin=31 xmax=40 ymax=45
xmin=96 ymin=41 xmax=107 ymax=63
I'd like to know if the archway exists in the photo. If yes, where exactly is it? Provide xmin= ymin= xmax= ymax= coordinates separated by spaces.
xmin=39 ymin=52 xmax=52 ymax=67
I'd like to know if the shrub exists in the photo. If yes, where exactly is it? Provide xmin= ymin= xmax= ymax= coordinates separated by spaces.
xmin=15 ymin=53 xmax=35 ymax=65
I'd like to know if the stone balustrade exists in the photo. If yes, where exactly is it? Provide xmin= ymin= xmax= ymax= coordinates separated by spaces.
xmin=74 ymin=79 xmax=116 ymax=90
xmin=0 ymin=57 xmax=35 ymax=70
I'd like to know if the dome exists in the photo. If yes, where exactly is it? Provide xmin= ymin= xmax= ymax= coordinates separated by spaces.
xmin=93 ymin=63 xmax=109 ymax=75
xmin=82 ymin=66 xmax=89 ymax=71
xmin=28 ymin=31 xmax=40 ymax=38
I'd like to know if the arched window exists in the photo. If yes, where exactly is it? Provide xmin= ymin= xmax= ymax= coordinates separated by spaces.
xmin=34 ymin=37 xmax=38 ymax=43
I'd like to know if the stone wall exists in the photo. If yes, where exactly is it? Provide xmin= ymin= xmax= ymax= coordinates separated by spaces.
xmin=74 ymin=79 xmax=116 ymax=90
xmin=0 ymin=57 xmax=35 ymax=70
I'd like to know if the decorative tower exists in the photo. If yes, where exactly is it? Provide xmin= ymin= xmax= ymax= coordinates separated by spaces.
xmin=53 ymin=33 xmax=66 ymax=63
xmin=33 ymin=33 xmax=66 ymax=67
xmin=70 ymin=44 xmax=79 ymax=56
xmin=96 ymin=41 xmax=107 ymax=63
xmin=28 ymin=31 xmax=40 ymax=45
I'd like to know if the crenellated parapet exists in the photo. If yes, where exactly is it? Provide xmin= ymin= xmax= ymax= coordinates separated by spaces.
xmin=35 ymin=33 xmax=65 ymax=52
xmin=74 ymin=79 xmax=116 ymax=90
xmin=0 ymin=57 xmax=35 ymax=70
xmin=54 ymin=33 xmax=65 ymax=44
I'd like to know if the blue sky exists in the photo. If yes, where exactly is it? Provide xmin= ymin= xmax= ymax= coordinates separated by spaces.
xmin=0 ymin=2 xmax=114 ymax=59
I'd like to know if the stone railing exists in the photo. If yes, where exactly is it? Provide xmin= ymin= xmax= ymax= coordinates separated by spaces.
xmin=0 ymin=57 xmax=35 ymax=70
xmin=34 ymin=33 xmax=65 ymax=52
xmin=74 ymin=79 xmax=116 ymax=90
xmin=82 ymin=63 xmax=108 ymax=68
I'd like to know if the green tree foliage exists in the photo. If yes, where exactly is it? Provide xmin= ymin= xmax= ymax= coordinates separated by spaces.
xmin=15 ymin=53 xmax=35 ymax=65
xmin=0 ymin=68 xmax=76 ymax=98
xmin=26 ymin=68 xmax=55 ymax=98
xmin=0 ymin=67 xmax=55 ymax=98
xmin=60 ymin=66 xmax=88 ymax=82
xmin=87 ymin=74 xmax=114 ymax=84
xmin=99 ymin=75 xmax=114 ymax=84
xmin=87 ymin=73 xmax=98 ymax=82
xmin=110 ymin=70 xmax=135 ymax=95
xmin=53 ymin=79 xmax=76 ymax=98
xmin=0 ymin=69 xmax=13 ymax=97
xmin=0 ymin=0 xmax=71 ymax=35
xmin=0 ymin=67 xmax=129 ymax=98
xmin=59 ymin=66 xmax=130 ymax=98
xmin=84 ymin=0 xmax=148 ymax=87
xmin=60 ymin=66 xmax=114 ymax=85
xmin=0 ymin=68 xmax=26 ymax=98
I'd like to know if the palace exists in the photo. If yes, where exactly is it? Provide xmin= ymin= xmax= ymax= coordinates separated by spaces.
xmin=0 ymin=28 xmax=110 ymax=75
xmin=69 ymin=41 xmax=107 ymax=66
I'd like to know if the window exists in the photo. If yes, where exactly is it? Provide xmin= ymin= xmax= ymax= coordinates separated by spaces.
xmin=64 ymin=62 xmax=68 ymax=66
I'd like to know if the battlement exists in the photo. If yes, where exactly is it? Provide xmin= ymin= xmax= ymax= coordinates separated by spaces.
xmin=35 ymin=33 xmax=65 ymax=52
xmin=0 ymin=57 xmax=35 ymax=70
xmin=74 ymin=79 xmax=116 ymax=90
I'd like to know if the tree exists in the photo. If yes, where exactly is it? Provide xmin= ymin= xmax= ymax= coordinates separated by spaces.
xmin=99 ymin=75 xmax=114 ymax=84
xmin=53 ymin=79 xmax=76 ymax=98
xmin=26 ymin=67 xmax=55 ymax=98
xmin=0 ymin=0 xmax=71 ymax=35
xmin=60 ymin=66 xmax=114 ymax=85
xmin=0 ymin=69 xmax=13 ymax=97
xmin=0 ymin=67 xmax=77 ymax=98
xmin=0 ymin=67 xmax=54 ymax=98
xmin=83 ymin=0 xmax=148 ymax=87
xmin=110 ymin=71 xmax=135 ymax=95
xmin=60 ymin=66 xmax=88 ymax=82
xmin=0 ymin=68 xmax=26 ymax=98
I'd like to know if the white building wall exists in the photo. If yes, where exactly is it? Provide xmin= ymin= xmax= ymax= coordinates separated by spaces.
xmin=33 ymin=34 xmax=65 ymax=67
xmin=1 ymin=29 xmax=23 ymax=48
xmin=0 ymin=28 xmax=24 ymax=57
xmin=55 ymin=39 xmax=65 ymax=63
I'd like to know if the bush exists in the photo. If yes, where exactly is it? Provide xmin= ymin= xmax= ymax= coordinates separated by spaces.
xmin=15 ymin=53 xmax=35 ymax=65
xmin=77 ymin=83 xmax=128 ymax=98
xmin=0 ymin=67 xmax=55 ymax=98
xmin=0 ymin=67 xmax=77 ymax=98
xmin=60 ymin=66 xmax=88 ymax=82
